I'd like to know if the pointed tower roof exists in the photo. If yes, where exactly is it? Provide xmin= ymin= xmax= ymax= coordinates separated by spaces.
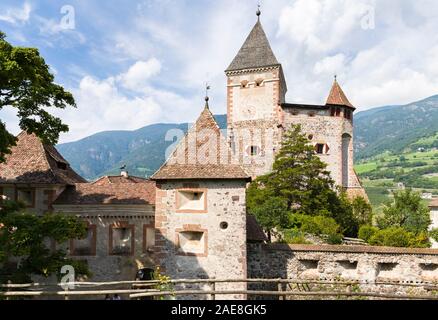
xmin=326 ymin=78 xmax=355 ymax=109
xmin=0 ymin=132 xmax=86 ymax=184
xmin=151 ymin=105 xmax=249 ymax=181
xmin=226 ymin=20 xmax=280 ymax=72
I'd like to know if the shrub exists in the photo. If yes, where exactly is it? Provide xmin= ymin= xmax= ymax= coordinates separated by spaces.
xmin=282 ymin=229 xmax=311 ymax=244
xmin=358 ymin=225 xmax=379 ymax=242
xmin=368 ymin=227 xmax=411 ymax=247
xmin=368 ymin=227 xmax=431 ymax=248
xmin=287 ymin=214 xmax=343 ymax=244
xmin=430 ymin=228 xmax=438 ymax=242
xmin=290 ymin=214 xmax=340 ymax=237
xmin=409 ymin=232 xmax=431 ymax=248
xmin=327 ymin=233 xmax=343 ymax=245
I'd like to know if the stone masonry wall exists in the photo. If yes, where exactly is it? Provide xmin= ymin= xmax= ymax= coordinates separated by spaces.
xmin=53 ymin=204 xmax=155 ymax=282
xmin=248 ymin=243 xmax=438 ymax=298
xmin=154 ymin=180 xmax=247 ymax=299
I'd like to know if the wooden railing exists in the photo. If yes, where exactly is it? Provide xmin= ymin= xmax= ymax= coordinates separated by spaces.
xmin=1 ymin=278 xmax=438 ymax=300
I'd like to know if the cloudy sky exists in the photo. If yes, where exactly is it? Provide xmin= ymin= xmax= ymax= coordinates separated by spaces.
xmin=1 ymin=0 xmax=438 ymax=143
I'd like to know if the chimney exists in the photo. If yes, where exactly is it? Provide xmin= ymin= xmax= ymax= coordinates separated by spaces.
xmin=121 ymin=170 xmax=128 ymax=177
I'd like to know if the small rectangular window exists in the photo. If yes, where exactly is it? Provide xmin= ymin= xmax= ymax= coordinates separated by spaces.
xmin=71 ymin=225 xmax=96 ymax=256
xmin=250 ymin=146 xmax=260 ymax=156
xmin=177 ymin=231 xmax=206 ymax=255
xmin=330 ymin=107 xmax=336 ymax=117
xmin=143 ymin=225 xmax=156 ymax=252
xmin=110 ymin=223 xmax=134 ymax=255
xmin=336 ymin=108 xmax=341 ymax=116
xmin=177 ymin=189 xmax=207 ymax=212
xmin=16 ymin=188 xmax=35 ymax=207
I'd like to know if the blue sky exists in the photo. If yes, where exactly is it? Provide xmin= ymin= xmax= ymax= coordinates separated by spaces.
xmin=1 ymin=0 xmax=438 ymax=143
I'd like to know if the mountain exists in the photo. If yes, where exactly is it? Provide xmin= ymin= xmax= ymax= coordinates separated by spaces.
xmin=354 ymin=95 xmax=438 ymax=160
xmin=58 ymin=95 xmax=438 ymax=181
xmin=57 ymin=115 xmax=227 ymax=180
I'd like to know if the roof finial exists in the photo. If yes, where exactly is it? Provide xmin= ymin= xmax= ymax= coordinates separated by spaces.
xmin=334 ymin=74 xmax=338 ymax=82
xmin=256 ymin=2 xmax=261 ymax=19
xmin=205 ymin=83 xmax=211 ymax=108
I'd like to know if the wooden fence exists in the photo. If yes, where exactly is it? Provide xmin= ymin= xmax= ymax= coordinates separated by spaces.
xmin=1 ymin=278 xmax=438 ymax=300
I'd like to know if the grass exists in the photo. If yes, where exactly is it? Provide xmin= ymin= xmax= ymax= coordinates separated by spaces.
xmin=355 ymin=132 xmax=438 ymax=211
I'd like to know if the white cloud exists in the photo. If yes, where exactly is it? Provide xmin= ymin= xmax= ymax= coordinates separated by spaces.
xmin=3 ymin=0 xmax=438 ymax=142
xmin=0 ymin=2 xmax=31 ymax=24
xmin=276 ymin=0 xmax=438 ymax=108
xmin=118 ymin=59 xmax=162 ymax=92
xmin=313 ymin=54 xmax=346 ymax=75
xmin=35 ymin=16 xmax=86 ymax=46
xmin=53 ymin=61 xmax=197 ymax=143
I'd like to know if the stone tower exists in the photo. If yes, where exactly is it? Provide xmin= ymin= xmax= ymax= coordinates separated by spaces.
xmin=225 ymin=14 xmax=368 ymax=200
xmin=151 ymin=101 xmax=250 ymax=299
xmin=225 ymin=16 xmax=287 ymax=178
xmin=281 ymin=78 xmax=367 ymax=199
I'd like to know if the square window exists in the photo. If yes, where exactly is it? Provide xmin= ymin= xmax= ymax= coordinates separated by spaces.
xmin=16 ymin=188 xmax=35 ymax=207
xmin=71 ymin=225 xmax=96 ymax=256
xmin=177 ymin=231 xmax=206 ymax=256
xmin=110 ymin=223 xmax=134 ymax=255
xmin=176 ymin=189 xmax=207 ymax=212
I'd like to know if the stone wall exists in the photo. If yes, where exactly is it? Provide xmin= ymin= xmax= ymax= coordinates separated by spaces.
xmin=154 ymin=180 xmax=247 ymax=299
xmin=282 ymin=108 xmax=354 ymax=188
xmin=226 ymin=67 xmax=285 ymax=178
xmin=248 ymin=243 xmax=438 ymax=298
xmin=53 ymin=204 xmax=155 ymax=282
xmin=1 ymin=185 xmax=64 ymax=215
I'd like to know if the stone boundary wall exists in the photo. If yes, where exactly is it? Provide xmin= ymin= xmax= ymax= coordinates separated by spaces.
xmin=248 ymin=243 xmax=438 ymax=299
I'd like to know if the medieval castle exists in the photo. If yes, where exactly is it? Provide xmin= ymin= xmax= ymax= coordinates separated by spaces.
xmin=2 ymin=13 xmax=437 ymax=299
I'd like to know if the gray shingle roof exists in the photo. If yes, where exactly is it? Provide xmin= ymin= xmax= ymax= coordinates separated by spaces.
xmin=226 ymin=20 xmax=279 ymax=72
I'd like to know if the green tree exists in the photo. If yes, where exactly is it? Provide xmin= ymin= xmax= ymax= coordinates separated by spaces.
xmin=377 ymin=189 xmax=431 ymax=234
xmin=248 ymin=197 xmax=289 ymax=242
xmin=0 ymin=30 xmax=76 ymax=163
xmin=249 ymin=125 xmax=335 ymax=214
xmin=351 ymin=196 xmax=373 ymax=226
xmin=247 ymin=125 xmax=359 ymax=238
xmin=0 ymin=200 xmax=90 ymax=284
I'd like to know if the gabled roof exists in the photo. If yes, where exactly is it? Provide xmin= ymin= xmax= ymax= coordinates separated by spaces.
xmin=226 ymin=20 xmax=280 ymax=72
xmin=53 ymin=175 xmax=156 ymax=205
xmin=326 ymin=79 xmax=355 ymax=109
xmin=0 ymin=132 xmax=86 ymax=185
xmin=151 ymin=104 xmax=249 ymax=181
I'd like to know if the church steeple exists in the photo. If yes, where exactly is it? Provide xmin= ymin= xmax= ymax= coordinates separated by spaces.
xmin=225 ymin=18 xmax=279 ymax=72
xmin=326 ymin=77 xmax=355 ymax=109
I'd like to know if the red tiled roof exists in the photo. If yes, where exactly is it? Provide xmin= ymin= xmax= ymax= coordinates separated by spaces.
xmin=53 ymin=176 xmax=156 ymax=205
xmin=0 ymin=132 xmax=86 ymax=185
xmin=151 ymin=106 xmax=249 ymax=180
xmin=326 ymin=79 xmax=355 ymax=109
xmin=247 ymin=215 xmax=267 ymax=242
